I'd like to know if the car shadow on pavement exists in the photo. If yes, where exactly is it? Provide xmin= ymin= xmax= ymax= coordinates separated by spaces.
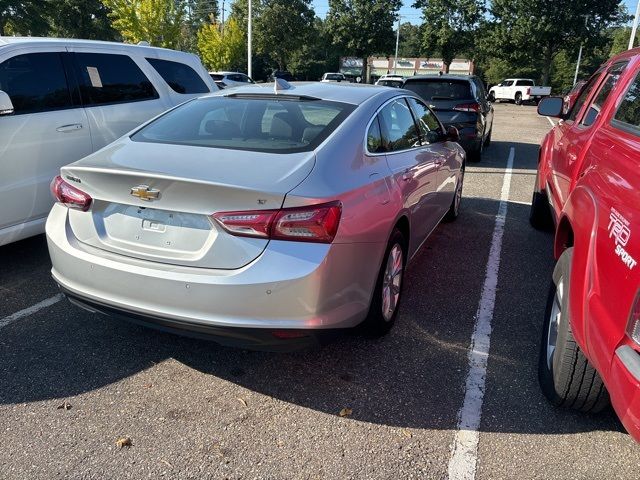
xmin=0 ymin=194 xmax=627 ymax=438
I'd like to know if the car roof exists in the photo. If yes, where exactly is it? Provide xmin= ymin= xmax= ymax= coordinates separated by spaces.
xmin=0 ymin=36 xmax=189 ymax=55
xmin=213 ymin=82 xmax=397 ymax=105
xmin=404 ymin=74 xmax=476 ymax=83
xmin=210 ymin=71 xmax=246 ymax=76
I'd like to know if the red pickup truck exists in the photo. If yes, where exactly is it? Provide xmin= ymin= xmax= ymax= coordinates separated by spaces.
xmin=531 ymin=48 xmax=640 ymax=441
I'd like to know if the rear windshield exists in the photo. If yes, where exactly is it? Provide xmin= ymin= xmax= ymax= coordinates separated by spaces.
xmin=378 ymin=79 xmax=403 ymax=87
xmin=131 ymin=95 xmax=355 ymax=153
xmin=403 ymin=79 xmax=472 ymax=101
xmin=210 ymin=74 xmax=224 ymax=81
xmin=325 ymin=74 xmax=343 ymax=80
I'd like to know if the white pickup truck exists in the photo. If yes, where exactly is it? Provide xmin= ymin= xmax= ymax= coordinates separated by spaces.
xmin=488 ymin=78 xmax=552 ymax=105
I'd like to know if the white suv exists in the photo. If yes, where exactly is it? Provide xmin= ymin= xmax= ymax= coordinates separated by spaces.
xmin=0 ymin=37 xmax=218 ymax=246
xmin=209 ymin=71 xmax=255 ymax=89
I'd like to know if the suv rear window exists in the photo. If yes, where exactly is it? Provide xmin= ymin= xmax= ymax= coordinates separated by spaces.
xmin=403 ymin=79 xmax=472 ymax=101
xmin=131 ymin=96 xmax=355 ymax=153
xmin=146 ymin=58 xmax=209 ymax=94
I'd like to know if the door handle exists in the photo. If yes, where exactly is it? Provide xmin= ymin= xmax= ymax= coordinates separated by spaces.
xmin=402 ymin=170 xmax=414 ymax=181
xmin=56 ymin=123 xmax=83 ymax=133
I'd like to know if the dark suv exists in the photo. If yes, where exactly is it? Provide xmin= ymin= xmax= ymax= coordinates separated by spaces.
xmin=402 ymin=75 xmax=494 ymax=161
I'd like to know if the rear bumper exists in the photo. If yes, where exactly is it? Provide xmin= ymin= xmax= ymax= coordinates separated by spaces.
xmin=46 ymin=204 xmax=383 ymax=340
xmin=609 ymin=344 xmax=640 ymax=441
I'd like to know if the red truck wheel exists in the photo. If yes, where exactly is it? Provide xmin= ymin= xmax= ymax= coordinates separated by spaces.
xmin=538 ymin=248 xmax=610 ymax=413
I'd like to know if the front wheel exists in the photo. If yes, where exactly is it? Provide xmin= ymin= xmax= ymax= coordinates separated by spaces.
xmin=362 ymin=229 xmax=406 ymax=336
xmin=488 ymin=91 xmax=495 ymax=102
xmin=538 ymin=248 xmax=610 ymax=413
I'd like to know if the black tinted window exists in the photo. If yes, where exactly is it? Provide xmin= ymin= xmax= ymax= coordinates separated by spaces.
xmin=407 ymin=97 xmax=441 ymax=143
xmin=378 ymin=99 xmax=420 ymax=152
xmin=404 ymin=80 xmax=472 ymax=101
xmin=613 ymin=72 xmax=640 ymax=134
xmin=568 ymin=73 xmax=601 ymax=122
xmin=517 ymin=80 xmax=534 ymax=86
xmin=0 ymin=53 xmax=72 ymax=114
xmin=146 ymin=58 xmax=209 ymax=94
xmin=76 ymin=53 xmax=158 ymax=106
xmin=367 ymin=117 xmax=385 ymax=153
xmin=582 ymin=62 xmax=626 ymax=127
xmin=131 ymin=97 xmax=354 ymax=153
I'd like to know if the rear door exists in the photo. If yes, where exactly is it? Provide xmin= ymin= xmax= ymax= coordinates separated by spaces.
xmin=0 ymin=49 xmax=92 ymax=238
xmin=377 ymin=98 xmax=441 ymax=252
xmin=67 ymin=48 xmax=171 ymax=150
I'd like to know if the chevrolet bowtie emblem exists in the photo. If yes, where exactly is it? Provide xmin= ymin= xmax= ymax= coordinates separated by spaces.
xmin=130 ymin=185 xmax=160 ymax=201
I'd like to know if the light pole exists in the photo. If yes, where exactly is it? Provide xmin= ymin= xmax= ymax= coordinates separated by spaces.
xmin=630 ymin=0 xmax=640 ymax=50
xmin=248 ymin=0 xmax=252 ymax=78
xmin=573 ymin=15 xmax=589 ymax=86
xmin=393 ymin=16 xmax=400 ymax=75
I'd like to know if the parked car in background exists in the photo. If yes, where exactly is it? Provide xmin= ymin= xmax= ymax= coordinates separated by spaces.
xmin=209 ymin=71 xmax=255 ymax=89
xmin=375 ymin=75 xmax=404 ymax=88
xmin=321 ymin=72 xmax=346 ymax=82
xmin=562 ymin=79 xmax=586 ymax=115
xmin=531 ymin=47 xmax=640 ymax=442
xmin=269 ymin=70 xmax=294 ymax=82
xmin=46 ymin=83 xmax=465 ymax=351
xmin=0 ymin=37 xmax=217 ymax=247
xmin=488 ymin=78 xmax=552 ymax=105
xmin=402 ymin=74 xmax=493 ymax=161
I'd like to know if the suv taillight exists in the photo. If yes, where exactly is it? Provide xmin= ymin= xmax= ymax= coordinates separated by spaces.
xmin=50 ymin=175 xmax=92 ymax=211
xmin=212 ymin=202 xmax=342 ymax=244
xmin=453 ymin=102 xmax=480 ymax=112
xmin=527 ymin=87 xmax=531 ymax=95
xmin=626 ymin=289 xmax=640 ymax=345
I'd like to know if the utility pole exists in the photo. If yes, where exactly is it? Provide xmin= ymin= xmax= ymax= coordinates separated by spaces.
xmin=393 ymin=16 xmax=400 ymax=75
xmin=630 ymin=0 xmax=640 ymax=50
xmin=573 ymin=15 xmax=589 ymax=86
xmin=248 ymin=0 xmax=253 ymax=78
xmin=221 ymin=0 xmax=225 ymax=37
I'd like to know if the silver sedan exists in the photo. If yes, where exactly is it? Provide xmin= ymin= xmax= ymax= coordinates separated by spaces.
xmin=46 ymin=82 xmax=465 ymax=350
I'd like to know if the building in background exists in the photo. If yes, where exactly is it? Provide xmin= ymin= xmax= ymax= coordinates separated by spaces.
xmin=368 ymin=57 xmax=474 ymax=83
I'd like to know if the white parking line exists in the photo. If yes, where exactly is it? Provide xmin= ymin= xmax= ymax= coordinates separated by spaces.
xmin=0 ymin=294 xmax=63 ymax=331
xmin=546 ymin=116 xmax=555 ymax=127
xmin=447 ymin=147 xmax=515 ymax=480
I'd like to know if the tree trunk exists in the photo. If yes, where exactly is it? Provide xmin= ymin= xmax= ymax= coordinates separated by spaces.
xmin=542 ymin=43 xmax=553 ymax=86
xmin=0 ymin=17 xmax=6 ymax=36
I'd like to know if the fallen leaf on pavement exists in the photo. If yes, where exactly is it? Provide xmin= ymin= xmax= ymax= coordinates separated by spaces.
xmin=237 ymin=397 xmax=247 ymax=407
xmin=402 ymin=429 xmax=412 ymax=438
xmin=115 ymin=437 xmax=132 ymax=449
xmin=339 ymin=408 xmax=352 ymax=417
xmin=57 ymin=401 xmax=72 ymax=410
xmin=160 ymin=459 xmax=173 ymax=468
xmin=143 ymin=383 xmax=153 ymax=389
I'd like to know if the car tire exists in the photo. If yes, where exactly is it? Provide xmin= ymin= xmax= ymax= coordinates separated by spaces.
xmin=444 ymin=165 xmax=464 ymax=222
xmin=483 ymin=127 xmax=492 ymax=147
xmin=488 ymin=91 xmax=495 ymax=102
xmin=362 ymin=228 xmax=406 ymax=336
xmin=515 ymin=92 xmax=523 ymax=105
xmin=468 ymin=140 xmax=483 ymax=162
xmin=538 ymin=248 xmax=610 ymax=413
xmin=529 ymin=173 xmax=553 ymax=230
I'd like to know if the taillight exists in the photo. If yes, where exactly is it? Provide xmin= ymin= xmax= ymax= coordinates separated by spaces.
xmin=50 ymin=175 xmax=92 ymax=211
xmin=453 ymin=103 xmax=480 ymax=112
xmin=527 ymin=87 xmax=531 ymax=95
xmin=626 ymin=289 xmax=640 ymax=345
xmin=212 ymin=201 xmax=342 ymax=243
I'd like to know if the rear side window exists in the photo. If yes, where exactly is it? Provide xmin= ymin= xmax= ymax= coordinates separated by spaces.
xmin=516 ymin=80 xmax=534 ymax=86
xmin=403 ymin=80 xmax=472 ymax=101
xmin=581 ymin=62 xmax=627 ymax=127
xmin=146 ymin=58 xmax=209 ymax=94
xmin=131 ymin=96 xmax=355 ymax=153
xmin=75 ymin=53 xmax=158 ymax=107
xmin=612 ymin=72 xmax=640 ymax=135
xmin=366 ymin=117 xmax=385 ymax=153
xmin=502 ymin=80 xmax=514 ymax=87
xmin=377 ymin=99 xmax=420 ymax=152
xmin=0 ymin=52 xmax=73 ymax=114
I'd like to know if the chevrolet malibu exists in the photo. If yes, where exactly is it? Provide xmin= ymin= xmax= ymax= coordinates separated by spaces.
xmin=46 ymin=83 xmax=465 ymax=350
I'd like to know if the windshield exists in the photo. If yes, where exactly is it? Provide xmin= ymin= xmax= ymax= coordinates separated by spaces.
xmin=403 ymin=80 xmax=472 ymax=101
xmin=131 ymin=95 xmax=355 ymax=153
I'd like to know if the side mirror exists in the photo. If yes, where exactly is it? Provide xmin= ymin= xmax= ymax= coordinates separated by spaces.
xmin=0 ymin=90 xmax=14 ymax=115
xmin=446 ymin=126 xmax=460 ymax=142
xmin=537 ymin=96 xmax=564 ymax=118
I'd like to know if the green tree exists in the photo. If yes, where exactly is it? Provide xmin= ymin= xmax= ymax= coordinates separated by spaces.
xmin=50 ymin=0 xmax=118 ymax=40
xmin=188 ymin=0 xmax=219 ymax=24
xmin=486 ymin=0 xmax=624 ymax=85
xmin=397 ymin=22 xmax=422 ymax=58
xmin=413 ymin=0 xmax=484 ymax=72
xmin=254 ymin=0 xmax=314 ymax=70
xmin=102 ymin=0 xmax=186 ymax=48
xmin=326 ymin=0 xmax=402 ymax=58
xmin=0 ymin=1 xmax=51 ymax=36
xmin=610 ymin=26 xmax=640 ymax=56
xmin=289 ymin=18 xmax=340 ymax=80
xmin=198 ymin=17 xmax=245 ymax=71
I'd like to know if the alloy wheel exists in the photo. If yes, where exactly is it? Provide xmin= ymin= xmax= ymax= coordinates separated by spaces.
xmin=546 ymin=278 xmax=563 ymax=370
xmin=382 ymin=244 xmax=403 ymax=321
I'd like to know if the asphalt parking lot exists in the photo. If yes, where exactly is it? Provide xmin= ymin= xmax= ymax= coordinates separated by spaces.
xmin=0 ymin=103 xmax=638 ymax=480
